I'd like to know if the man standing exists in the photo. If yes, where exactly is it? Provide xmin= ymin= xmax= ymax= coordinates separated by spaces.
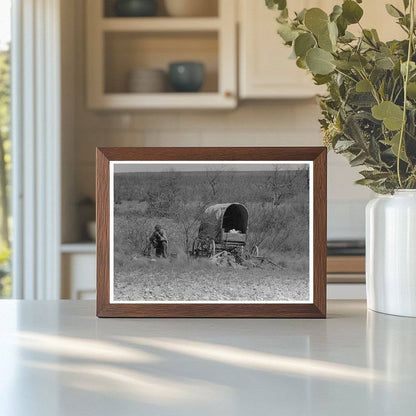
xmin=149 ymin=225 xmax=168 ymax=258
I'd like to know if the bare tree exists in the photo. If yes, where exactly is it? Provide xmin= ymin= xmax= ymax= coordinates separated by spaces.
xmin=174 ymin=201 xmax=209 ymax=254
xmin=262 ymin=166 xmax=309 ymax=207
xmin=204 ymin=169 xmax=222 ymax=199
xmin=203 ymin=166 xmax=235 ymax=201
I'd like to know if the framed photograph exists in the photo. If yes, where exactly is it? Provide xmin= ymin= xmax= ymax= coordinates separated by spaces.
xmin=96 ymin=147 xmax=327 ymax=318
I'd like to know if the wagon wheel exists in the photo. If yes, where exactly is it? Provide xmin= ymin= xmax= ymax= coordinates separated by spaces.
xmin=234 ymin=246 xmax=244 ymax=264
xmin=250 ymin=245 xmax=259 ymax=257
xmin=208 ymin=239 xmax=216 ymax=257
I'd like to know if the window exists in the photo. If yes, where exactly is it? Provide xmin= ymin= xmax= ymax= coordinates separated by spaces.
xmin=0 ymin=0 xmax=11 ymax=298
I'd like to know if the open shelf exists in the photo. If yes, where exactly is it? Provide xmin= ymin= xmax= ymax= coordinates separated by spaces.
xmin=90 ymin=92 xmax=235 ymax=109
xmin=86 ymin=0 xmax=237 ymax=109
xmin=101 ymin=17 xmax=221 ymax=32
xmin=103 ymin=0 xmax=219 ymax=18
xmin=104 ymin=31 xmax=219 ymax=94
xmin=61 ymin=242 xmax=96 ymax=254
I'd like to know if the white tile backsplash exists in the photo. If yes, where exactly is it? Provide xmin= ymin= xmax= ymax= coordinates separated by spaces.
xmin=63 ymin=0 xmax=372 ymax=243
xmin=73 ymin=98 xmax=371 ymax=241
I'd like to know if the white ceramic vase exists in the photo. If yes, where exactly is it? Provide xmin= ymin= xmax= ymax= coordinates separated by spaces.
xmin=366 ymin=190 xmax=416 ymax=317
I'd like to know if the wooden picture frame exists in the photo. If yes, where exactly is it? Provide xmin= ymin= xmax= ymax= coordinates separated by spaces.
xmin=96 ymin=147 xmax=327 ymax=318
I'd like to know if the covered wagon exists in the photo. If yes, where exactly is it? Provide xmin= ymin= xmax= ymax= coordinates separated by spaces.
xmin=191 ymin=203 xmax=257 ymax=258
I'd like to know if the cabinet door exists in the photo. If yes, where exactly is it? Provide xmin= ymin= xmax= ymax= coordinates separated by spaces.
xmin=62 ymin=253 xmax=96 ymax=300
xmin=239 ymin=0 xmax=320 ymax=99
xmin=238 ymin=0 xmax=403 ymax=99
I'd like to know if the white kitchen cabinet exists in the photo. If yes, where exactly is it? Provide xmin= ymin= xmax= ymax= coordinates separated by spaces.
xmin=239 ymin=0 xmax=322 ymax=99
xmin=238 ymin=0 xmax=404 ymax=99
xmin=86 ymin=0 xmax=237 ymax=109
xmin=61 ymin=244 xmax=96 ymax=300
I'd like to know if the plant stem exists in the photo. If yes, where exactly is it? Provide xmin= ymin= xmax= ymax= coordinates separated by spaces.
xmin=358 ymin=22 xmax=378 ymax=49
xmin=397 ymin=0 xmax=415 ymax=188
xmin=390 ymin=78 xmax=397 ymax=101
xmin=358 ymin=69 xmax=380 ymax=104
xmin=334 ymin=68 xmax=357 ymax=83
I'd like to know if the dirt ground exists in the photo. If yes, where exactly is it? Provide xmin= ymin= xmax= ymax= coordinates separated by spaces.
xmin=113 ymin=259 xmax=310 ymax=302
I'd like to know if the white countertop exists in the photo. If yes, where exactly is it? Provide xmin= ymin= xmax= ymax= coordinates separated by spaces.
xmin=0 ymin=300 xmax=415 ymax=415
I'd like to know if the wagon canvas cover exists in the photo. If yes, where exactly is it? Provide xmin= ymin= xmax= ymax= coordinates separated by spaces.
xmin=198 ymin=203 xmax=248 ymax=243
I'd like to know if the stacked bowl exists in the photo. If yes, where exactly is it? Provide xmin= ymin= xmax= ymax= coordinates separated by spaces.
xmin=168 ymin=62 xmax=205 ymax=92
xmin=127 ymin=68 xmax=167 ymax=93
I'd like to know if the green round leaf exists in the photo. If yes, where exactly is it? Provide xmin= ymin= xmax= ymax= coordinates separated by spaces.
xmin=296 ymin=57 xmax=307 ymax=69
xmin=350 ymin=53 xmax=368 ymax=69
xmin=304 ymin=8 xmax=329 ymax=35
xmin=317 ymin=22 xmax=338 ymax=52
xmin=356 ymin=79 xmax=372 ymax=93
xmin=277 ymin=23 xmax=299 ymax=42
xmin=339 ymin=31 xmax=356 ymax=43
xmin=382 ymin=133 xmax=409 ymax=162
xmin=336 ymin=15 xmax=348 ymax=36
xmin=342 ymin=0 xmax=363 ymax=24
xmin=313 ymin=74 xmax=331 ymax=85
xmin=333 ymin=59 xmax=353 ymax=70
xmin=318 ymin=32 xmax=333 ymax=52
xmin=375 ymin=56 xmax=395 ymax=70
xmin=294 ymin=33 xmax=315 ymax=57
xmin=296 ymin=8 xmax=307 ymax=22
xmin=371 ymin=101 xmax=403 ymax=130
xmin=266 ymin=0 xmax=287 ymax=11
xmin=330 ymin=5 xmax=343 ymax=22
xmin=328 ymin=21 xmax=338 ymax=41
xmin=407 ymin=82 xmax=416 ymax=99
xmin=401 ymin=61 xmax=416 ymax=76
xmin=306 ymin=48 xmax=335 ymax=75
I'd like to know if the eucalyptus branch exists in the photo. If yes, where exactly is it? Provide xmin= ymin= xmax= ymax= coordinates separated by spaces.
xmin=397 ymin=0 xmax=415 ymax=188
xmin=390 ymin=79 xmax=398 ymax=101
xmin=393 ymin=85 xmax=404 ymax=103
xmin=334 ymin=68 xmax=357 ymax=83
xmin=358 ymin=22 xmax=378 ymax=49
xmin=358 ymin=69 xmax=381 ymax=104
xmin=398 ymin=23 xmax=410 ymax=35
xmin=267 ymin=0 xmax=416 ymax=193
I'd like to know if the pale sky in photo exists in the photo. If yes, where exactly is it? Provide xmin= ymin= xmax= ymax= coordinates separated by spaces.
xmin=114 ymin=161 xmax=310 ymax=173
xmin=0 ymin=0 xmax=11 ymax=50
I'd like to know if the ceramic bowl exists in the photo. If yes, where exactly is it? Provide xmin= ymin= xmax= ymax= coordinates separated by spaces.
xmin=114 ymin=0 xmax=158 ymax=17
xmin=127 ymin=68 xmax=167 ymax=93
xmin=168 ymin=62 xmax=205 ymax=93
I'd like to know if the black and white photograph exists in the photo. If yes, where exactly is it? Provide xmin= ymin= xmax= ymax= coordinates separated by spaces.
xmin=110 ymin=161 xmax=313 ymax=303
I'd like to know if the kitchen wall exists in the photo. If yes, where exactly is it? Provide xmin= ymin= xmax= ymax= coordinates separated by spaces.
xmin=61 ymin=0 xmax=373 ymax=243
